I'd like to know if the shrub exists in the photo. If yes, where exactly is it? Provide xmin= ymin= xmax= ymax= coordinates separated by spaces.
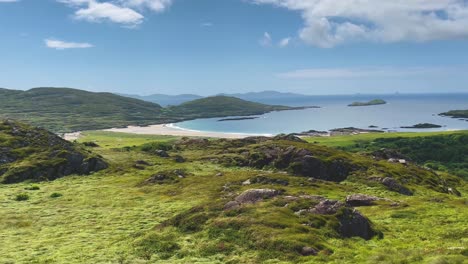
xmin=15 ymin=193 xmax=30 ymax=201
xmin=50 ymin=192 xmax=63 ymax=198
xmin=25 ymin=185 xmax=40 ymax=190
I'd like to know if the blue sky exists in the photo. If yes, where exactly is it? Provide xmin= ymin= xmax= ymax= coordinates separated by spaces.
xmin=1 ymin=0 xmax=468 ymax=95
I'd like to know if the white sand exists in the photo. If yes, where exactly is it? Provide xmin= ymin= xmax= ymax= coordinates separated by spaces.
xmin=102 ymin=124 xmax=272 ymax=139
xmin=63 ymin=132 xmax=81 ymax=141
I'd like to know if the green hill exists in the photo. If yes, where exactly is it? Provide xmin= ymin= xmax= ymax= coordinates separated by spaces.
xmin=0 ymin=88 xmax=171 ymax=132
xmin=168 ymin=95 xmax=296 ymax=119
xmin=0 ymin=89 xmax=301 ymax=133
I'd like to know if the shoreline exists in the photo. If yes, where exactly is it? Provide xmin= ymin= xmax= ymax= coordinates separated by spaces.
xmin=102 ymin=124 xmax=273 ymax=139
xmin=63 ymin=124 xmax=467 ymax=141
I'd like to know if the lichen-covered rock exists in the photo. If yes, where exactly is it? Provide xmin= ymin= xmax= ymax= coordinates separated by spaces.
xmin=306 ymin=199 xmax=378 ymax=240
xmin=381 ymin=177 xmax=413 ymax=196
xmin=224 ymin=189 xmax=281 ymax=210
xmin=0 ymin=119 xmax=107 ymax=183
xmin=346 ymin=194 xmax=380 ymax=206
xmin=235 ymin=189 xmax=281 ymax=204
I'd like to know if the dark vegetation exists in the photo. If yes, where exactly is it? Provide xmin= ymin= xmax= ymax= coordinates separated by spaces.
xmin=348 ymin=99 xmax=387 ymax=107
xmin=0 ymin=119 xmax=107 ymax=183
xmin=338 ymin=133 xmax=468 ymax=180
xmin=440 ymin=109 xmax=468 ymax=119
xmin=401 ymin=123 xmax=442 ymax=129
xmin=0 ymin=88 xmax=301 ymax=133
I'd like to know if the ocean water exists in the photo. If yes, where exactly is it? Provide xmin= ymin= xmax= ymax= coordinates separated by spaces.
xmin=174 ymin=94 xmax=468 ymax=135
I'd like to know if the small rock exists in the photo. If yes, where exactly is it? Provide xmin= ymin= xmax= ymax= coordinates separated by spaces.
xmin=301 ymin=247 xmax=318 ymax=256
xmin=310 ymin=199 xmax=346 ymax=215
xmin=155 ymin=150 xmax=169 ymax=157
xmin=346 ymin=194 xmax=380 ymax=207
xmin=173 ymin=155 xmax=186 ymax=163
xmin=216 ymin=172 xmax=223 ymax=177
xmin=381 ymin=177 xmax=413 ymax=196
xmin=135 ymin=160 xmax=151 ymax=166
xmin=242 ymin=179 xmax=251 ymax=185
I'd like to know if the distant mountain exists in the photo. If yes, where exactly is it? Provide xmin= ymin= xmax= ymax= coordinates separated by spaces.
xmin=119 ymin=93 xmax=203 ymax=106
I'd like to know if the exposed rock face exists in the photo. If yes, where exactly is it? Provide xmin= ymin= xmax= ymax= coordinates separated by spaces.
xmin=380 ymin=177 xmax=413 ymax=196
xmin=301 ymin=246 xmax=318 ymax=256
xmin=142 ymin=169 xmax=189 ymax=185
xmin=346 ymin=194 xmax=380 ymax=206
xmin=372 ymin=148 xmax=409 ymax=161
xmin=303 ymin=199 xmax=378 ymax=240
xmin=235 ymin=189 xmax=281 ymax=204
xmin=0 ymin=119 xmax=107 ymax=183
xmin=224 ymin=189 xmax=281 ymax=210
xmin=228 ymin=145 xmax=355 ymax=182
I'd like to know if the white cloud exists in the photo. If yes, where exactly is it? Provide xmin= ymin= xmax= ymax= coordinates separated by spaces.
xmin=278 ymin=66 xmax=462 ymax=79
xmin=259 ymin=32 xmax=272 ymax=46
xmin=279 ymin=37 xmax=290 ymax=47
xmin=57 ymin=0 xmax=172 ymax=26
xmin=122 ymin=0 xmax=172 ymax=12
xmin=0 ymin=0 xmax=20 ymax=2
xmin=251 ymin=0 xmax=468 ymax=48
xmin=45 ymin=39 xmax=94 ymax=50
xmin=201 ymin=22 xmax=213 ymax=27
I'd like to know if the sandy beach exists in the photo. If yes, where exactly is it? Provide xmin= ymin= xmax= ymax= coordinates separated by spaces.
xmin=102 ymin=124 xmax=272 ymax=139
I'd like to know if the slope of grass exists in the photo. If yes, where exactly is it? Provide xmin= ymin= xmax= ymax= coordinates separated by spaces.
xmin=0 ymin=131 xmax=466 ymax=263
xmin=0 ymin=89 xmax=299 ymax=133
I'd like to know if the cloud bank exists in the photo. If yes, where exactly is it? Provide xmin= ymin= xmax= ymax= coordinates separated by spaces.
xmin=251 ymin=0 xmax=468 ymax=48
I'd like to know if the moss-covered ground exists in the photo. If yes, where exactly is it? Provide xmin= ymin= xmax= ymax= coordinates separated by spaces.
xmin=0 ymin=131 xmax=466 ymax=263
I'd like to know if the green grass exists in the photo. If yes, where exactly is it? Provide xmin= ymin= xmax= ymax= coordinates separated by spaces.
xmin=0 ymin=131 xmax=467 ymax=263
xmin=303 ymin=131 xmax=466 ymax=148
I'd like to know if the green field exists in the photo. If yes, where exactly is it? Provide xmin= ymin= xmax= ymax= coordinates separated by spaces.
xmin=0 ymin=130 xmax=466 ymax=263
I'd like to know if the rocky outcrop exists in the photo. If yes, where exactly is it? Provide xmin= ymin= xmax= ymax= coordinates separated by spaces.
xmin=380 ymin=177 xmax=413 ymax=196
xmin=296 ymin=199 xmax=378 ymax=240
xmin=223 ymin=145 xmax=356 ymax=182
xmin=224 ymin=189 xmax=282 ymax=210
xmin=346 ymin=194 xmax=380 ymax=206
xmin=0 ymin=119 xmax=107 ymax=183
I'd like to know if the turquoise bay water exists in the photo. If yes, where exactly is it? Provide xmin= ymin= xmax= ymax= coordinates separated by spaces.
xmin=174 ymin=94 xmax=468 ymax=135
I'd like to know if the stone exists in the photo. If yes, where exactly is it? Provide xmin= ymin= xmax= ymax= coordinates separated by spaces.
xmin=300 ymin=247 xmax=318 ymax=256
xmin=235 ymin=189 xmax=281 ymax=204
xmin=381 ymin=177 xmax=413 ymax=196
xmin=346 ymin=194 xmax=380 ymax=206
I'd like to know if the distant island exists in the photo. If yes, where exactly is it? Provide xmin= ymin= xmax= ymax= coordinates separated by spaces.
xmin=440 ymin=110 xmax=468 ymax=119
xmin=401 ymin=123 xmax=442 ymax=129
xmin=348 ymin=99 xmax=387 ymax=107
xmin=218 ymin=117 xmax=259 ymax=122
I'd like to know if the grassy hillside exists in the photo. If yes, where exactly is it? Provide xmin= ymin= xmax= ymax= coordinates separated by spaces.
xmin=0 ymin=89 xmax=300 ymax=133
xmin=168 ymin=95 xmax=295 ymax=119
xmin=0 ymin=88 xmax=173 ymax=132
xmin=0 ymin=129 xmax=466 ymax=263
